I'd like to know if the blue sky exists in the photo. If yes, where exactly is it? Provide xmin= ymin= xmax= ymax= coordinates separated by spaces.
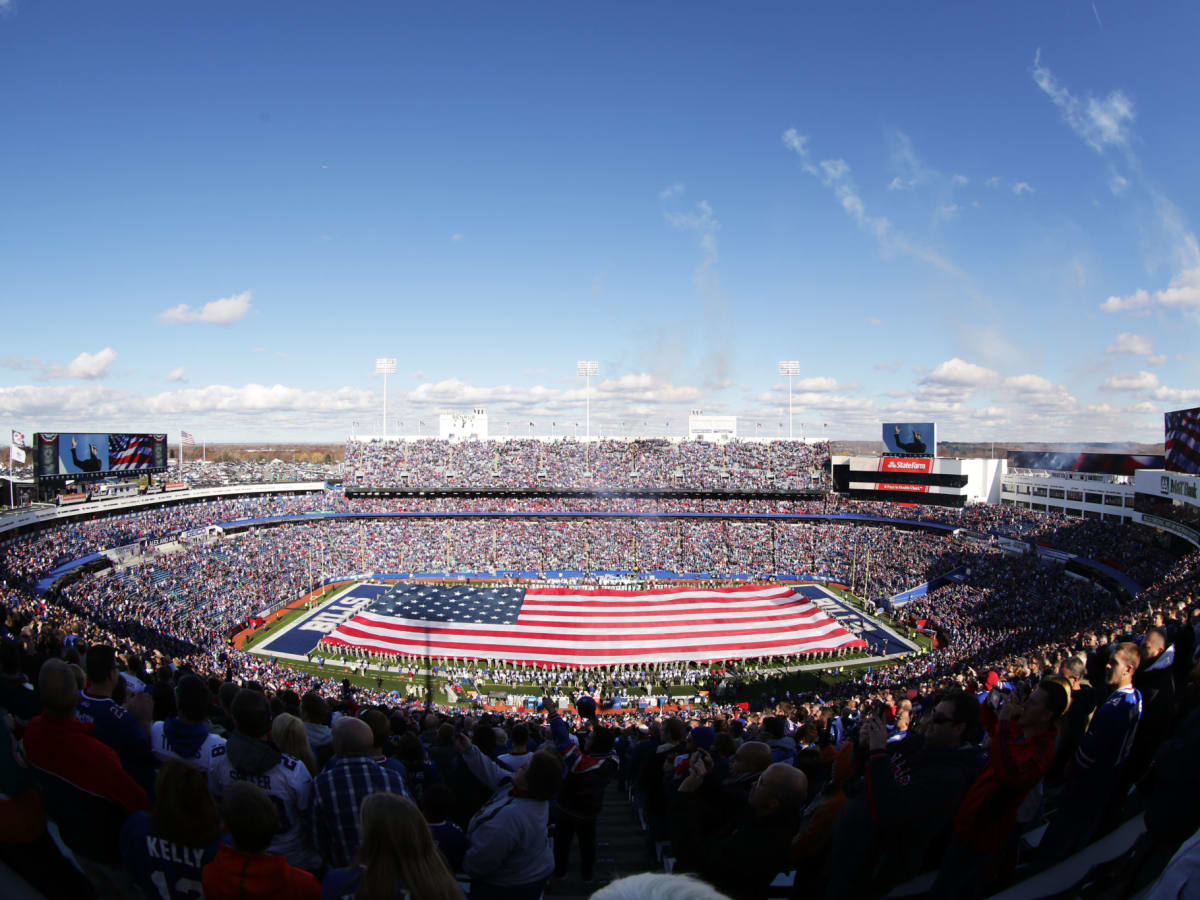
xmin=1 ymin=2 xmax=1198 ymax=443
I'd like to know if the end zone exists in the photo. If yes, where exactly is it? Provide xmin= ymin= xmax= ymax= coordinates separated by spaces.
xmin=248 ymin=582 xmax=387 ymax=660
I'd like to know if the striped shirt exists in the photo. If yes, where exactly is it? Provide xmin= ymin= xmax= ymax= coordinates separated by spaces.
xmin=312 ymin=755 xmax=410 ymax=868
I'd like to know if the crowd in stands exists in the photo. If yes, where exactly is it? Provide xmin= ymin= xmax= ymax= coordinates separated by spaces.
xmin=345 ymin=438 xmax=832 ymax=491
xmin=1 ymin=536 xmax=1198 ymax=897
xmin=180 ymin=459 xmax=339 ymax=486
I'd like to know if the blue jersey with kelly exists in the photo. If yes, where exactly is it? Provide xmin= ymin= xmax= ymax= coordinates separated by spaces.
xmin=120 ymin=811 xmax=217 ymax=900
xmin=1074 ymin=685 xmax=1142 ymax=781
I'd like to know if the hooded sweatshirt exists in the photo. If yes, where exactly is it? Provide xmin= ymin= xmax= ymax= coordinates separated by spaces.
xmin=208 ymin=733 xmax=319 ymax=871
xmin=200 ymin=845 xmax=320 ymax=900
xmin=151 ymin=718 xmax=226 ymax=772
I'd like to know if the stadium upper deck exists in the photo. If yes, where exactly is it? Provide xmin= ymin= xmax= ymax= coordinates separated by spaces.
xmin=344 ymin=437 xmax=831 ymax=492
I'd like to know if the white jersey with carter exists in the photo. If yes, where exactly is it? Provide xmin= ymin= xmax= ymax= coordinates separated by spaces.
xmin=208 ymin=746 xmax=318 ymax=870
xmin=149 ymin=722 xmax=227 ymax=773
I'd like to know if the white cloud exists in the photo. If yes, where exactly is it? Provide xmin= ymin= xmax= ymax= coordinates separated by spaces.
xmin=1101 ymin=266 xmax=1200 ymax=313
xmin=1108 ymin=171 xmax=1130 ymax=196
xmin=44 ymin=347 xmax=118 ymax=380
xmin=664 ymin=201 xmax=718 ymax=234
xmin=936 ymin=203 xmax=959 ymax=218
xmin=1003 ymin=373 xmax=1077 ymax=412
xmin=1152 ymin=385 xmax=1200 ymax=405
xmin=1102 ymin=371 xmax=1159 ymax=391
xmin=450 ymin=233 xmax=463 ymax=242
xmin=1147 ymin=355 xmax=1167 ymax=366
xmin=782 ymin=129 xmax=966 ymax=278
xmin=1031 ymin=50 xmax=1134 ymax=154
xmin=1128 ymin=401 xmax=1159 ymax=414
xmin=923 ymin=358 xmax=999 ymax=387
xmin=658 ymin=182 xmax=684 ymax=200
xmin=884 ymin=130 xmax=933 ymax=192
xmin=985 ymin=176 xmax=1001 ymax=189
xmin=1012 ymin=182 xmax=1034 ymax=196
xmin=159 ymin=290 xmax=252 ymax=325
xmin=867 ymin=316 xmax=882 ymax=326
xmin=1105 ymin=332 xmax=1154 ymax=355
xmin=167 ymin=366 xmax=186 ymax=382
xmin=951 ymin=174 xmax=969 ymax=187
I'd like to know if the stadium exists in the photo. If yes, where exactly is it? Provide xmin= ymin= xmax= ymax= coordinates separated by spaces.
xmin=6 ymin=5 xmax=1200 ymax=898
xmin=1 ymin=407 xmax=1198 ymax=898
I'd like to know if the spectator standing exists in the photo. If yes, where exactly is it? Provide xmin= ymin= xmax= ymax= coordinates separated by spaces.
xmin=422 ymin=782 xmax=468 ymax=871
xmin=931 ymin=681 xmax=1069 ymax=898
xmin=321 ymin=792 xmax=462 ymax=899
xmin=201 ymin=782 xmax=321 ymax=900
xmin=548 ymin=700 xmax=619 ymax=883
xmin=273 ymin=712 xmax=319 ymax=777
xmin=121 ymin=759 xmax=221 ymax=899
xmin=22 ymin=658 xmax=147 ymax=866
xmin=209 ymin=688 xmax=320 ymax=871
xmin=455 ymin=729 xmax=562 ymax=899
xmin=1035 ymin=642 xmax=1143 ymax=869
xmin=311 ymin=716 xmax=410 ymax=869
xmin=77 ymin=643 xmax=156 ymax=787
xmin=150 ymin=674 xmax=227 ymax=773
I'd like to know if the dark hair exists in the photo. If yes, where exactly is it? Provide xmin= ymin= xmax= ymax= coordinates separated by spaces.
xmin=510 ymin=723 xmax=529 ymax=746
xmin=523 ymin=750 xmax=563 ymax=801
xmin=589 ymin=726 xmax=616 ymax=756
xmin=301 ymin=690 xmax=328 ymax=724
xmin=397 ymin=732 xmax=425 ymax=765
xmin=945 ymin=691 xmax=981 ymax=734
xmin=421 ymin=782 xmax=455 ymax=823
xmin=231 ymin=688 xmax=272 ymax=739
xmin=1038 ymin=680 xmax=1071 ymax=722
xmin=220 ymin=782 xmax=278 ymax=854
xmin=85 ymin=644 xmax=117 ymax=686
xmin=152 ymin=759 xmax=220 ymax=847
xmin=761 ymin=716 xmax=785 ymax=740
xmin=471 ymin=723 xmax=496 ymax=753
xmin=175 ymin=674 xmax=212 ymax=723
xmin=361 ymin=709 xmax=390 ymax=750
xmin=218 ymin=681 xmax=240 ymax=711
xmin=662 ymin=718 xmax=687 ymax=743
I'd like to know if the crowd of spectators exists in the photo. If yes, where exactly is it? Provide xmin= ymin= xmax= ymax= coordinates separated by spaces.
xmin=0 ymin=476 xmax=1198 ymax=895
xmin=345 ymin=438 xmax=833 ymax=492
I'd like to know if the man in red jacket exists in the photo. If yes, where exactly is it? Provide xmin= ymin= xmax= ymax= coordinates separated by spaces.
xmin=22 ymin=659 xmax=148 ymax=865
xmin=930 ymin=679 xmax=1069 ymax=899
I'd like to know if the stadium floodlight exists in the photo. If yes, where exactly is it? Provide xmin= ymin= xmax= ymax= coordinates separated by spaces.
xmin=375 ymin=358 xmax=397 ymax=438
xmin=577 ymin=361 xmax=599 ymax=442
xmin=778 ymin=361 xmax=800 ymax=440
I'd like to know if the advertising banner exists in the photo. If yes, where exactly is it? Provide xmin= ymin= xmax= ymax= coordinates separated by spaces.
xmin=882 ymin=423 xmax=936 ymax=456
xmin=1006 ymin=451 xmax=1165 ymax=475
xmin=878 ymin=456 xmax=934 ymax=474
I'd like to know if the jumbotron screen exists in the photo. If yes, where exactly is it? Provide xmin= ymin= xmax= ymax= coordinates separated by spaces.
xmin=34 ymin=432 xmax=169 ymax=481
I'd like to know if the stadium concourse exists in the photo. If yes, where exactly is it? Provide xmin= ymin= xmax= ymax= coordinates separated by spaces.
xmin=0 ymin=457 xmax=1198 ymax=898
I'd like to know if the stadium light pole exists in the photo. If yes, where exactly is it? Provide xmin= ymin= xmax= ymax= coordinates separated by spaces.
xmin=778 ymin=361 xmax=800 ymax=440
xmin=375 ymin=358 xmax=397 ymax=438
xmin=577 ymin=361 xmax=598 ymax=442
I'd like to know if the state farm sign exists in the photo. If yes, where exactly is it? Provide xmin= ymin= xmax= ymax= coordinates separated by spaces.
xmin=879 ymin=457 xmax=934 ymax=474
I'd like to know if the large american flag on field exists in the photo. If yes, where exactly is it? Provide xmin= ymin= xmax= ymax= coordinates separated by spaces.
xmin=320 ymin=584 xmax=865 ymax=667
xmin=1165 ymin=407 xmax=1200 ymax=475
xmin=108 ymin=434 xmax=157 ymax=470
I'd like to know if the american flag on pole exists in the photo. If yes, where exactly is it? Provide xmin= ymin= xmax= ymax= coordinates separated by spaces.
xmin=1165 ymin=407 xmax=1200 ymax=475
xmin=320 ymin=584 xmax=865 ymax=667
xmin=181 ymin=431 xmax=196 ymax=446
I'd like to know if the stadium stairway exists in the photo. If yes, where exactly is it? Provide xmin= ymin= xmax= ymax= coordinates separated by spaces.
xmin=545 ymin=784 xmax=649 ymax=897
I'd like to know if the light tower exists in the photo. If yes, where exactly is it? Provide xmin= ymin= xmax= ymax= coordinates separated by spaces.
xmin=577 ymin=361 xmax=599 ymax=442
xmin=778 ymin=361 xmax=800 ymax=439
xmin=375 ymin=358 xmax=397 ymax=438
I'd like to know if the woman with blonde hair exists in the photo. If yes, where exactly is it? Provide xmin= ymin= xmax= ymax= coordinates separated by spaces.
xmin=322 ymin=792 xmax=462 ymax=899
xmin=272 ymin=712 xmax=318 ymax=776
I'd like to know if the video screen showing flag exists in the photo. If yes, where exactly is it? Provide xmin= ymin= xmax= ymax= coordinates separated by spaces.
xmin=34 ymin=432 xmax=169 ymax=481
xmin=1166 ymin=407 xmax=1200 ymax=475
xmin=321 ymin=583 xmax=865 ymax=667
